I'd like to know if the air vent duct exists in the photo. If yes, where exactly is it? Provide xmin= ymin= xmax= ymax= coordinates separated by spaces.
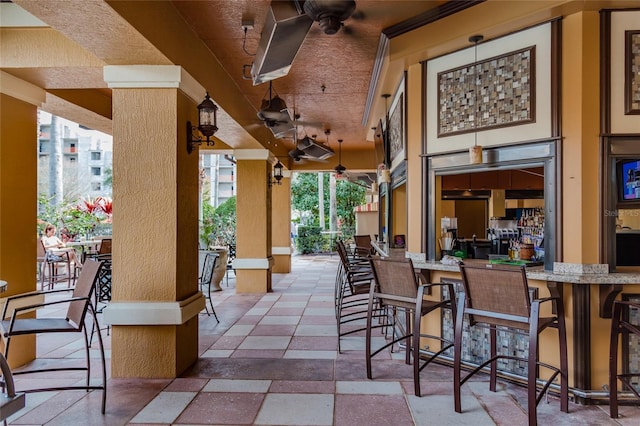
xmin=250 ymin=1 xmax=312 ymax=85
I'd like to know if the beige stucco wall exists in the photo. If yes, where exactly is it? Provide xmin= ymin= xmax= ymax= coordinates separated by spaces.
xmin=0 ymin=93 xmax=38 ymax=368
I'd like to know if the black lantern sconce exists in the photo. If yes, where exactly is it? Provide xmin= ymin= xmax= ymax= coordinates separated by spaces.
xmin=269 ymin=161 xmax=284 ymax=186
xmin=187 ymin=92 xmax=218 ymax=154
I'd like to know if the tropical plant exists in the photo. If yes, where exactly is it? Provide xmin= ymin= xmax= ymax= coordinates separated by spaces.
xmin=37 ymin=194 xmax=60 ymax=235
xmin=291 ymin=172 xmax=366 ymax=241
xmin=200 ymin=196 xmax=236 ymax=248
xmin=59 ymin=204 xmax=100 ymax=239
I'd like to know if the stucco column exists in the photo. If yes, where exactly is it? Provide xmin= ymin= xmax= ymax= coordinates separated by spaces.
xmin=103 ymin=65 xmax=205 ymax=378
xmin=233 ymin=150 xmax=273 ymax=292
xmin=272 ymin=170 xmax=292 ymax=273
xmin=0 ymin=72 xmax=45 ymax=368
xmin=561 ymin=12 xmax=601 ymax=264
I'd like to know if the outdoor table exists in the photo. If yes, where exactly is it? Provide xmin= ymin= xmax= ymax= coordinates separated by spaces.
xmin=66 ymin=240 xmax=101 ymax=263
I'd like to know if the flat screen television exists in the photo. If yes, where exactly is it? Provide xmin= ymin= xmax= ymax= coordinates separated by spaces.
xmin=617 ymin=159 xmax=640 ymax=204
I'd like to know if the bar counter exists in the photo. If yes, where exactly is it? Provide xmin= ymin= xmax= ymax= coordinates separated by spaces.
xmin=407 ymin=255 xmax=640 ymax=403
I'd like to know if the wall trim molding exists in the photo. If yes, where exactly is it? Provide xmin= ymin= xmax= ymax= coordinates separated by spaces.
xmin=272 ymin=246 xmax=292 ymax=255
xmin=103 ymin=293 xmax=204 ymax=325
xmin=233 ymin=258 xmax=271 ymax=269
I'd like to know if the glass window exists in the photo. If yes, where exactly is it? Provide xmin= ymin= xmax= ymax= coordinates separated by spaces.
xmin=91 ymin=167 xmax=101 ymax=176
xmin=91 ymin=182 xmax=102 ymax=191
xmin=91 ymin=152 xmax=101 ymax=161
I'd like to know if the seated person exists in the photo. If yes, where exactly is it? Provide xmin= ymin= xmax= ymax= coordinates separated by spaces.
xmin=60 ymin=227 xmax=73 ymax=244
xmin=42 ymin=224 xmax=80 ymax=265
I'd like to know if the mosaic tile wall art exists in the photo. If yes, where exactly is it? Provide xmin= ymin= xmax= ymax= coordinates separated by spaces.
xmin=437 ymin=46 xmax=536 ymax=137
xmin=625 ymin=30 xmax=640 ymax=114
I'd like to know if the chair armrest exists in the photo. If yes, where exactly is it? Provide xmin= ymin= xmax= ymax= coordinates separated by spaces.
xmin=10 ymin=296 xmax=90 ymax=317
xmin=1 ymin=288 xmax=75 ymax=319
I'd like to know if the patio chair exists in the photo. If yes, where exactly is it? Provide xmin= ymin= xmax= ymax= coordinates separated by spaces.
xmin=454 ymin=261 xmax=568 ymax=426
xmin=0 ymin=259 xmax=107 ymax=414
xmin=354 ymin=234 xmax=374 ymax=256
xmin=0 ymin=352 xmax=25 ymax=426
xmin=38 ymin=238 xmax=73 ymax=290
xmin=199 ymin=252 xmax=219 ymax=321
xmin=225 ymin=243 xmax=236 ymax=286
xmin=335 ymin=239 xmax=375 ymax=352
xmin=367 ymin=257 xmax=456 ymax=396
xmin=609 ymin=300 xmax=640 ymax=418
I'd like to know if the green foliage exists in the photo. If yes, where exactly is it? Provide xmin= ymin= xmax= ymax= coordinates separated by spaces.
xmin=37 ymin=194 xmax=112 ymax=238
xmin=291 ymin=172 xmax=366 ymax=241
xmin=201 ymin=196 xmax=236 ymax=248
xmin=296 ymin=226 xmax=324 ymax=254
xmin=60 ymin=205 xmax=100 ymax=238
xmin=37 ymin=194 xmax=60 ymax=235
xmin=291 ymin=173 xmax=323 ymax=223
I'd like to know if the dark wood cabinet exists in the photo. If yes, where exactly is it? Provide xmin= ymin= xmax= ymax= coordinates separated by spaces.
xmin=469 ymin=171 xmax=499 ymax=189
xmin=510 ymin=168 xmax=544 ymax=190
xmin=442 ymin=174 xmax=470 ymax=190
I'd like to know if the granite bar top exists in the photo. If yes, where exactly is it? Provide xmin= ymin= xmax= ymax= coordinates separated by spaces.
xmin=411 ymin=260 xmax=640 ymax=284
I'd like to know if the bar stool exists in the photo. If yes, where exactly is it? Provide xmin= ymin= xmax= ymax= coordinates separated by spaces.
xmin=609 ymin=299 xmax=640 ymax=418
xmin=454 ymin=262 xmax=568 ymax=426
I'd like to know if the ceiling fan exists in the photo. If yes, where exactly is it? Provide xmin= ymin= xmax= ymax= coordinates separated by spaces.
xmin=303 ymin=0 xmax=358 ymax=35
xmin=334 ymin=138 xmax=346 ymax=175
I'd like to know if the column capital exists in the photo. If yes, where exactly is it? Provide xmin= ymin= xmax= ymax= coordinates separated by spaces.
xmin=103 ymin=65 xmax=204 ymax=104
xmin=0 ymin=71 xmax=46 ymax=106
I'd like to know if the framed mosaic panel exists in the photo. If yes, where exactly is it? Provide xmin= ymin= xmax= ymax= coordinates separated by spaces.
xmin=388 ymin=78 xmax=405 ymax=171
xmin=437 ymin=46 xmax=536 ymax=137
xmin=625 ymin=30 xmax=640 ymax=115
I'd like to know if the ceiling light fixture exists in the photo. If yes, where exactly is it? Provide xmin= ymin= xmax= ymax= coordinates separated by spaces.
xmin=187 ymin=92 xmax=218 ymax=154
xmin=469 ymin=35 xmax=484 ymax=164
xmin=334 ymin=139 xmax=346 ymax=176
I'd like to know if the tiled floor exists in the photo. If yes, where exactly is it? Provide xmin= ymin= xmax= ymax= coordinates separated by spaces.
xmin=7 ymin=254 xmax=640 ymax=425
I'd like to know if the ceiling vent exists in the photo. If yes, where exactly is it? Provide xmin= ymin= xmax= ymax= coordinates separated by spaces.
xmin=250 ymin=1 xmax=312 ymax=85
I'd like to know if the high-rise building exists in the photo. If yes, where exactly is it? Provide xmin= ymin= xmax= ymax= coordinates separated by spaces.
xmin=37 ymin=111 xmax=113 ymax=201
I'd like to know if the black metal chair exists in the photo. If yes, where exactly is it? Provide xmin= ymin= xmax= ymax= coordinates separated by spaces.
xmin=0 ymin=352 xmax=25 ymax=426
xmin=367 ymin=257 xmax=456 ymax=396
xmin=454 ymin=261 xmax=568 ymax=426
xmin=1 ymin=259 xmax=107 ymax=414
xmin=225 ymin=244 xmax=236 ymax=286
xmin=609 ymin=299 xmax=640 ymax=418
xmin=199 ymin=252 xmax=219 ymax=321
xmin=38 ymin=238 xmax=73 ymax=290
xmin=335 ymin=239 xmax=374 ymax=352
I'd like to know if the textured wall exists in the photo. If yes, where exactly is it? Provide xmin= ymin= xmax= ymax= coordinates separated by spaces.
xmin=0 ymin=94 xmax=38 ymax=367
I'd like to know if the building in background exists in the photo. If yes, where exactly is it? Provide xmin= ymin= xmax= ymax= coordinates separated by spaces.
xmin=200 ymin=153 xmax=236 ymax=208
xmin=38 ymin=111 xmax=236 ymax=208
xmin=37 ymin=111 xmax=113 ymax=201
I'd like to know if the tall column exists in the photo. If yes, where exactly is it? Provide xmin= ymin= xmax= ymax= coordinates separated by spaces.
xmin=234 ymin=150 xmax=273 ymax=292
xmin=103 ymin=65 xmax=205 ymax=378
xmin=272 ymin=170 xmax=292 ymax=273
xmin=0 ymin=72 xmax=46 ymax=368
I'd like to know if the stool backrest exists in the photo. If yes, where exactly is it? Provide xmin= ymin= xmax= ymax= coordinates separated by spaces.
xmin=459 ymin=262 xmax=531 ymax=330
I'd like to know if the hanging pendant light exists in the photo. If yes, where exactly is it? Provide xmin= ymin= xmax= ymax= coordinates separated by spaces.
xmin=469 ymin=35 xmax=484 ymax=164
xmin=334 ymin=139 xmax=346 ymax=176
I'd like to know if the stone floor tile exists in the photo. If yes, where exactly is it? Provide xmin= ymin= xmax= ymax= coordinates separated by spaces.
xmin=334 ymin=394 xmax=413 ymax=426
xmin=175 ymin=392 xmax=264 ymax=425
xmin=129 ymin=391 xmax=197 ymax=424
xmin=203 ymin=379 xmax=271 ymax=393
xmin=237 ymin=336 xmax=291 ymax=350
xmin=336 ymin=380 xmax=404 ymax=394
xmin=254 ymin=393 xmax=334 ymax=425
